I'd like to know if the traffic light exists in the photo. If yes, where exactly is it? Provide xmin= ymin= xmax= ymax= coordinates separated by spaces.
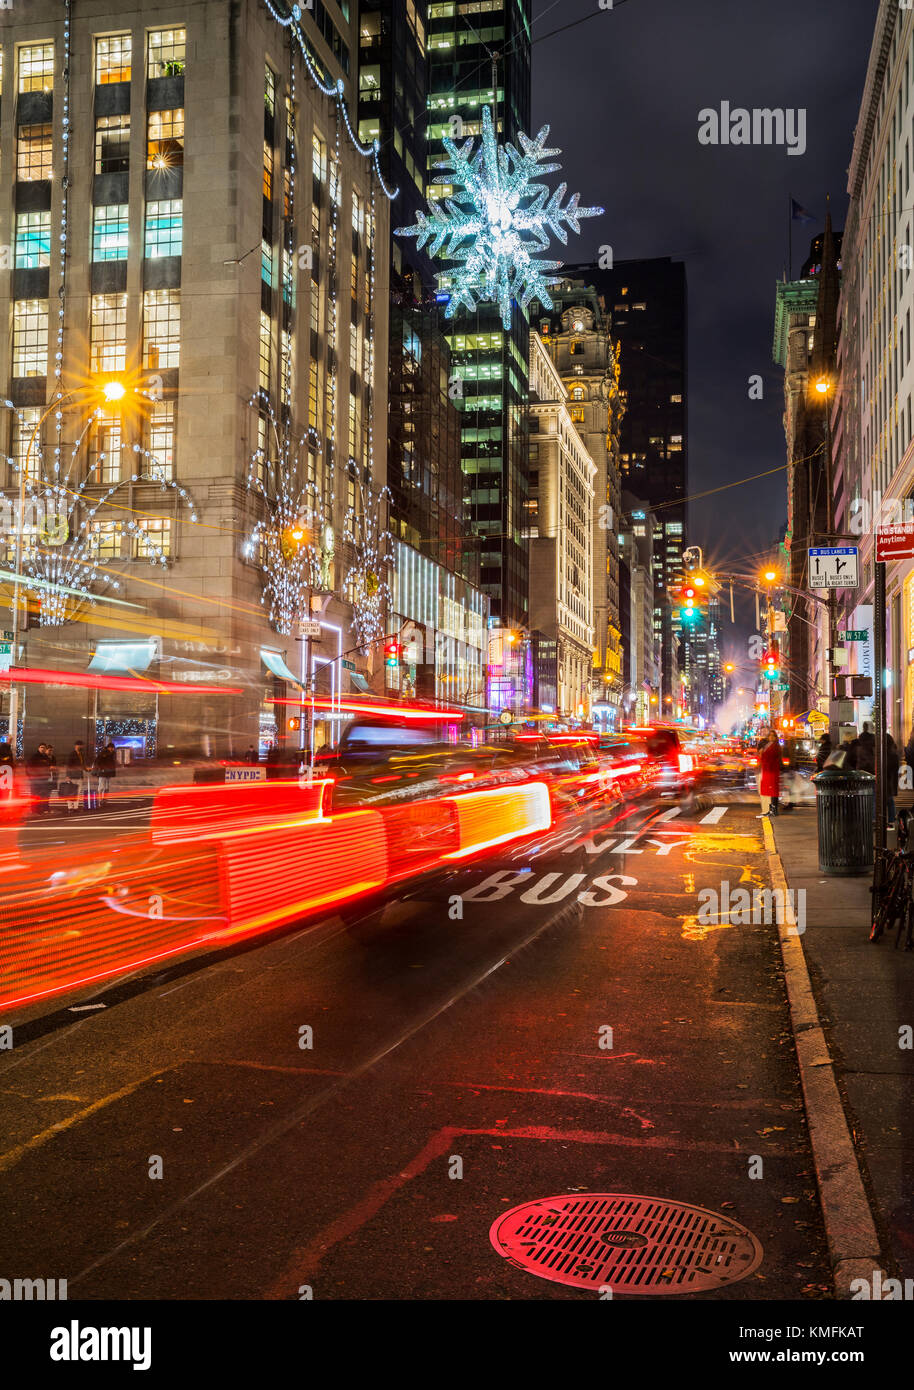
xmin=763 ymin=643 xmax=780 ymax=681
xmin=674 ymin=578 xmax=702 ymax=623
xmin=384 ymin=638 xmax=401 ymax=667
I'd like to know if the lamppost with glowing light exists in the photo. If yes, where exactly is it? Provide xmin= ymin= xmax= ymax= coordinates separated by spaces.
xmin=4 ymin=380 xmax=127 ymax=751
xmin=815 ymin=376 xmax=839 ymax=739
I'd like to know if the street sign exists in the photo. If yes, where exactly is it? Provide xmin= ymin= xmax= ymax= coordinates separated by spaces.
xmin=840 ymin=629 xmax=868 ymax=642
xmin=298 ymin=620 xmax=321 ymax=639
xmin=808 ymin=546 xmax=859 ymax=589
xmin=0 ymin=641 xmax=10 ymax=675
xmin=876 ymin=522 xmax=914 ymax=563
xmin=772 ymin=682 xmax=789 ymax=692
xmin=341 ymin=659 xmax=356 ymax=672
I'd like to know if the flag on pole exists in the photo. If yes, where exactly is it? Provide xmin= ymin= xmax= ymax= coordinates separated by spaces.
xmin=791 ymin=198 xmax=816 ymax=224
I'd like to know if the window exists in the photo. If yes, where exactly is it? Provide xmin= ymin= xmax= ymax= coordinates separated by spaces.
xmin=570 ymin=341 xmax=583 ymax=355
xmin=145 ymin=200 xmax=182 ymax=258
xmin=308 ymin=360 xmax=319 ymax=428
xmin=262 ymin=238 xmax=275 ymax=287
xmin=312 ymin=133 xmax=326 ymax=184
xmin=89 ymin=520 xmax=125 ymax=559
xmin=136 ymin=517 xmax=172 ymax=558
xmin=96 ymin=34 xmax=131 ymax=85
xmin=93 ymin=204 xmax=129 ymax=261
xmin=264 ymin=65 xmax=276 ymax=117
xmin=670 ymin=392 xmax=682 ymax=403
xmin=15 ymin=212 xmax=51 ymax=269
xmin=143 ymin=290 xmax=181 ymax=368
xmin=147 ymin=109 xmax=184 ymax=169
xmin=571 ymin=387 xmax=584 ymax=400
xmin=11 ymin=408 xmax=42 ymax=480
xmin=145 ymin=401 xmax=175 ymax=479
xmin=12 ymin=300 xmax=48 ymax=377
xmin=96 ymin=114 xmax=131 ymax=175
xmin=148 ymin=28 xmax=186 ymax=78
xmin=19 ymin=44 xmax=54 ymax=94
xmin=570 ymin=406 xmax=585 ymax=423
xmin=90 ymin=294 xmax=127 ymax=372
xmin=89 ymin=410 xmax=122 ymax=485
xmin=263 ymin=141 xmax=274 ymax=200
xmin=259 ymin=312 xmax=272 ymax=393
xmin=17 ymin=125 xmax=53 ymax=182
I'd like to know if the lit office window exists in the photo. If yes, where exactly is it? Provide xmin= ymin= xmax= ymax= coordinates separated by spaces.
xmin=18 ymin=44 xmax=54 ymax=94
xmin=145 ymin=401 xmax=175 ymax=479
xmin=147 ymin=29 xmax=186 ymax=77
xmin=259 ymin=312 xmax=272 ymax=393
xmin=15 ymin=211 xmax=51 ymax=269
xmin=96 ymin=34 xmax=132 ymax=85
xmin=136 ymin=517 xmax=172 ymax=558
xmin=90 ymin=294 xmax=127 ymax=372
xmin=12 ymin=300 xmax=49 ymax=376
xmin=143 ymin=290 xmax=181 ymax=369
xmin=263 ymin=141 xmax=274 ymax=200
xmin=89 ymin=520 xmax=125 ymax=559
xmin=89 ymin=410 xmax=122 ymax=485
xmin=17 ymin=124 xmax=53 ymax=181
xmin=145 ymin=200 xmax=183 ymax=258
xmin=264 ymin=64 xmax=276 ymax=117
xmin=11 ymin=408 xmax=42 ymax=479
xmin=92 ymin=204 xmax=129 ymax=261
xmin=147 ymin=109 xmax=184 ymax=169
xmin=95 ymin=114 xmax=131 ymax=174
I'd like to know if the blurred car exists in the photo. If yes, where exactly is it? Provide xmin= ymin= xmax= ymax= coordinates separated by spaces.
xmin=314 ymin=718 xmax=473 ymax=808
xmin=601 ymin=725 xmax=696 ymax=799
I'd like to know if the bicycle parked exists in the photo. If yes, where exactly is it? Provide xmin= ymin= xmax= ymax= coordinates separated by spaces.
xmin=870 ymin=810 xmax=914 ymax=949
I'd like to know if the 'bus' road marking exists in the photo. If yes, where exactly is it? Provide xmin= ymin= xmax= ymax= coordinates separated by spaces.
xmin=699 ymin=807 xmax=728 ymax=824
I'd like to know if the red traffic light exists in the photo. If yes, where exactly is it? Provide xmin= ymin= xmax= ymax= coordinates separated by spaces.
xmin=385 ymin=639 xmax=401 ymax=666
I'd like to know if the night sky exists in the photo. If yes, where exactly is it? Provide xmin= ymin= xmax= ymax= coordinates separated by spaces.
xmin=532 ymin=0 xmax=878 ymax=647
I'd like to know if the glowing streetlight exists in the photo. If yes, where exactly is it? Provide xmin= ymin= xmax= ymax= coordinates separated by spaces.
xmin=102 ymin=380 xmax=127 ymax=403
xmin=815 ymin=377 xmax=831 ymax=395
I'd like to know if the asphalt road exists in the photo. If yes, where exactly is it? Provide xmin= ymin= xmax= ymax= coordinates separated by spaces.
xmin=0 ymin=792 xmax=832 ymax=1300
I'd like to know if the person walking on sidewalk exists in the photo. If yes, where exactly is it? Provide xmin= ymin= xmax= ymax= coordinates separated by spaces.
xmin=757 ymin=730 xmax=782 ymax=818
xmin=815 ymin=732 xmax=832 ymax=771
xmin=886 ymin=733 xmax=900 ymax=830
xmin=850 ymin=721 xmax=876 ymax=774
xmin=94 ymin=741 xmax=117 ymax=806
xmin=63 ymin=740 xmax=89 ymax=813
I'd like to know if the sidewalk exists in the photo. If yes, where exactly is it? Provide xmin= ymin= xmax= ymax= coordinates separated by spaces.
xmin=770 ymin=806 xmax=914 ymax=1282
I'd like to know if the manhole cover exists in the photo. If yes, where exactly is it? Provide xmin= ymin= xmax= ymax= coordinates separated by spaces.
xmin=490 ymin=1193 xmax=763 ymax=1294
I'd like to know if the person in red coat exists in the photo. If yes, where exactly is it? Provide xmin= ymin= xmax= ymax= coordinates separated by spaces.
xmin=757 ymin=731 xmax=782 ymax=818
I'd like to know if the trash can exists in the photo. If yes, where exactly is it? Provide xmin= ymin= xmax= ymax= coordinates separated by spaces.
xmin=812 ymin=767 xmax=875 ymax=875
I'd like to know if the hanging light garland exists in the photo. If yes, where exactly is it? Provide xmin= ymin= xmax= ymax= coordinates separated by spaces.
xmin=2 ymin=400 xmax=198 ymax=627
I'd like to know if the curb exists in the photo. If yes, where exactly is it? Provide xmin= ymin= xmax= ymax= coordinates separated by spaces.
xmin=762 ymin=816 xmax=885 ymax=1299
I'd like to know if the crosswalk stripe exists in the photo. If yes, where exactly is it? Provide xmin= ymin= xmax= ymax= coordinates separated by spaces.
xmin=655 ymin=807 xmax=681 ymax=822
xmin=700 ymin=806 xmax=728 ymax=824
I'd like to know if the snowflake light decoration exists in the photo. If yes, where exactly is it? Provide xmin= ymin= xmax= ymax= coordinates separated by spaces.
xmin=342 ymin=462 xmax=394 ymax=653
xmin=396 ymin=106 xmax=602 ymax=328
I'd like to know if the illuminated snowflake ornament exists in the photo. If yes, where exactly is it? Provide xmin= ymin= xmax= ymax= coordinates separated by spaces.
xmin=396 ymin=106 xmax=603 ymax=328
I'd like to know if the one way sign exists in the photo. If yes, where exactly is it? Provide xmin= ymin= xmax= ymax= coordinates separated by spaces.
xmin=808 ymin=546 xmax=859 ymax=589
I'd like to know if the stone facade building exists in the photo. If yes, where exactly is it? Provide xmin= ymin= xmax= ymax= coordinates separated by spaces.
xmin=0 ymin=0 xmax=392 ymax=758
xmin=527 ymin=330 xmax=595 ymax=720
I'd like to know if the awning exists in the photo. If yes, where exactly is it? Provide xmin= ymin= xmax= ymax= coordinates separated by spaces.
xmin=88 ymin=639 xmax=157 ymax=675
xmin=261 ymin=648 xmax=301 ymax=686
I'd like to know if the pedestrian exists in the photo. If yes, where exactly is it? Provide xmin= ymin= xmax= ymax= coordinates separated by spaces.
xmin=887 ymin=733 xmax=900 ymax=830
xmin=0 ymin=741 xmax=13 ymax=766
xmin=756 ymin=730 xmax=782 ymax=818
xmin=94 ymin=741 xmax=117 ymax=805
xmin=45 ymin=743 xmax=59 ymax=813
xmin=842 ymin=731 xmax=859 ymax=769
xmin=62 ymin=740 xmax=89 ymax=813
xmin=855 ymin=721 xmax=876 ymax=773
xmin=26 ymin=742 xmax=51 ymax=817
xmin=755 ymin=725 xmax=771 ymax=755
xmin=245 ymin=743 xmax=259 ymax=765
xmin=815 ymin=732 xmax=832 ymax=771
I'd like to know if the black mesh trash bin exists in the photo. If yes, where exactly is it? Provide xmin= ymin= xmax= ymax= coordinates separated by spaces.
xmin=812 ymin=767 xmax=875 ymax=876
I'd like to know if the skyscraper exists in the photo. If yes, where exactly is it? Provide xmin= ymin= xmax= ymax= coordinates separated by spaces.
xmin=563 ymin=256 xmax=688 ymax=705
xmin=426 ymin=0 xmax=532 ymax=632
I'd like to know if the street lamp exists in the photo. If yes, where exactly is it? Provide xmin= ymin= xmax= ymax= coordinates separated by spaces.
xmin=5 ymin=381 xmax=126 ymax=751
